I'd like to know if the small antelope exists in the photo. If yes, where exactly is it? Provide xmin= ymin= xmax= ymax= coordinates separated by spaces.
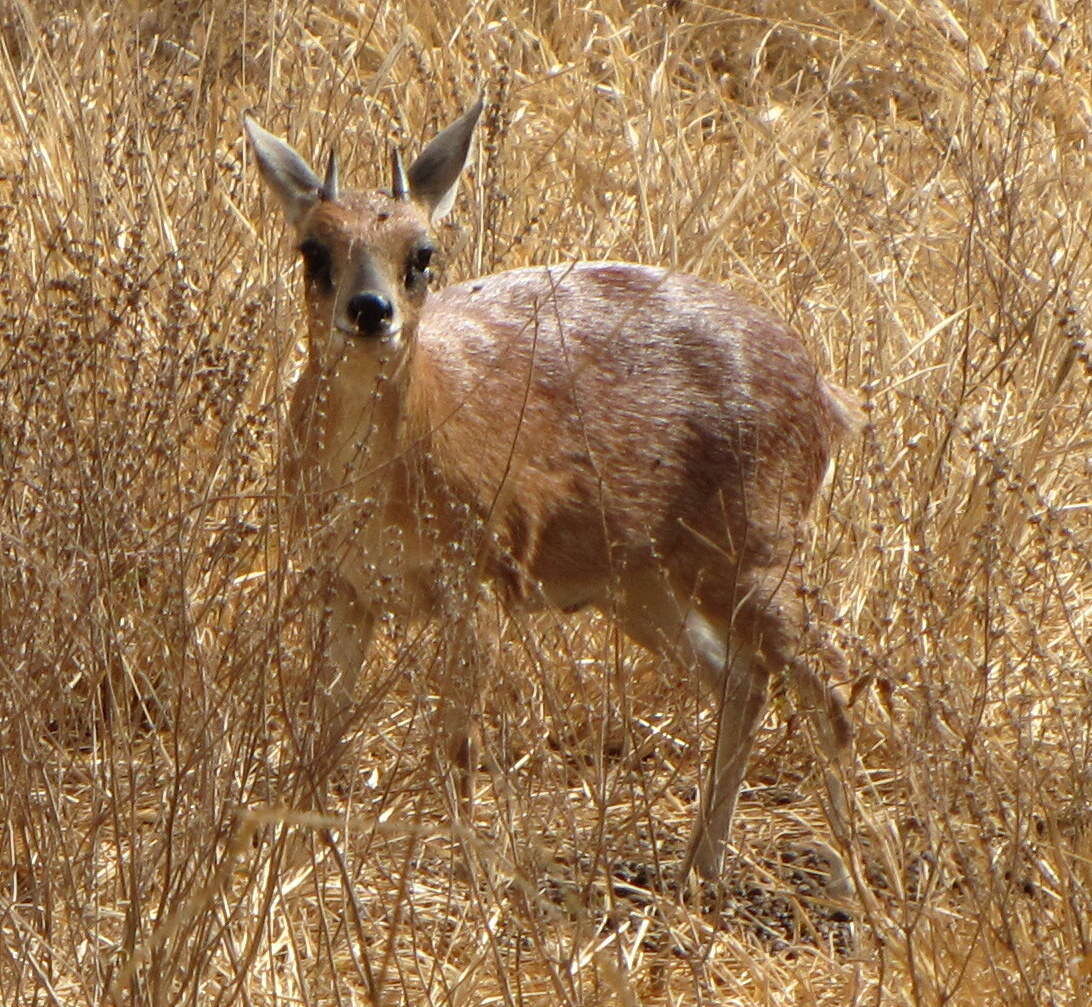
xmin=245 ymin=98 xmax=858 ymax=880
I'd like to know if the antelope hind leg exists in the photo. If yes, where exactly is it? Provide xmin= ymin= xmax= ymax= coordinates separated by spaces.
xmin=680 ymin=632 xmax=770 ymax=881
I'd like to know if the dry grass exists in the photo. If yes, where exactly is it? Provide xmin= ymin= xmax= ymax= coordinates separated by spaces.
xmin=1 ymin=1 xmax=1090 ymax=1004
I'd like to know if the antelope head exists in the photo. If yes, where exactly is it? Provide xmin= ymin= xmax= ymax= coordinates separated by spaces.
xmin=244 ymin=99 xmax=483 ymax=380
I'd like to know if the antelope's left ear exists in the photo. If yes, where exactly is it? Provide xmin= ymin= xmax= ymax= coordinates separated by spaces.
xmin=406 ymin=96 xmax=484 ymax=224
xmin=244 ymin=116 xmax=325 ymax=227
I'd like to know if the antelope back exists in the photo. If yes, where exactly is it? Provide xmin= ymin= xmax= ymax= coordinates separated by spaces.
xmin=411 ymin=262 xmax=860 ymax=612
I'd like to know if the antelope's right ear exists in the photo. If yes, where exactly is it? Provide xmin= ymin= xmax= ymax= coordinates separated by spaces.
xmin=407 ymin=96 xmax=484 ymax=224
xmin=244 ymin=116 xmax=323 ymax=226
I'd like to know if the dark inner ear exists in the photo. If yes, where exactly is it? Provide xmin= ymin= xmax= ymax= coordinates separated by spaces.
xmin=298 ymin=238 xmax=333 ymax=292
xmin=407 ymin=97 xmax=483 ymax=221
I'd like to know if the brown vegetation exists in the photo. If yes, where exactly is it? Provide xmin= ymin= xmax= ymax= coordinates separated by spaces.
xmin=0 ymin=2 xmax=1089 ymax=1004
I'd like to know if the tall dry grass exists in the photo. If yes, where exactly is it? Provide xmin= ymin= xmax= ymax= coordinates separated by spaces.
xmin=0 ymin=1 xmax=1089 ymax=1004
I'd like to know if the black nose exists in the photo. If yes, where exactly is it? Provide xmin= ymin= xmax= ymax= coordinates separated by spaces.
xmin=346 ymin=292 xmax=394 ymax=336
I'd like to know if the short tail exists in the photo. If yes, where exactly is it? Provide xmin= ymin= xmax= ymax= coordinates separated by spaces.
xmin=822 ymin=379 xmax=865 ymax=442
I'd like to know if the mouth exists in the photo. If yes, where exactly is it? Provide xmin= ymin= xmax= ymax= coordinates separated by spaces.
xmin=334 ymin=322 xmax=403 ymax=343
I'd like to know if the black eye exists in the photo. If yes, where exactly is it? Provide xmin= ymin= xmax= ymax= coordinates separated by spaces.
xmin=405 ymin=245 xmax=434 ymax=288
xmin=298 ymin=238 xmax=333 ymax=291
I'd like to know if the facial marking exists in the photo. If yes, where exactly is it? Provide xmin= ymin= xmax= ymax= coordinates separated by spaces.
xmin=296 ymin=192 xmax=434 ymax=341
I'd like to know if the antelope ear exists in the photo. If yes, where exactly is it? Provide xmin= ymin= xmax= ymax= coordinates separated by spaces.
xmin=244 ymin=116 xmax=323 ymax=226
xmin=407 ymin=96 xmax=483 ymax=224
